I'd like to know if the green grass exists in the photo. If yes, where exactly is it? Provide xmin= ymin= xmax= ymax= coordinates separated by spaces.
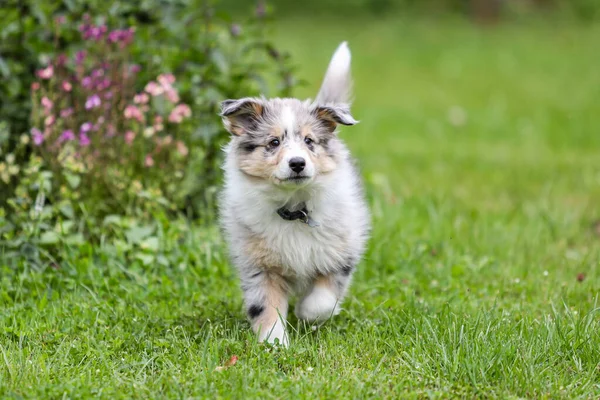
xmin=2 ymin=16 xmax=600 ymax=398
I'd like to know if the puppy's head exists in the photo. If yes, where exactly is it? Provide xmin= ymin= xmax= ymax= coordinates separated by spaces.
xmin=220 ymin=97 xmax=356 ymax=187
xmin=220 ymin=41 xmax=357 ymax=189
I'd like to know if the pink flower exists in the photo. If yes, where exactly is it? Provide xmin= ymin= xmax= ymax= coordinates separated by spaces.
xmin=31 ymin=128 xmax=44 ymax=145
xmin=130 ymin=64 xmax=141 ymax=74
xmin=85 ymin=94 xmax=101 ymax=109
xmin=62 ymin=81 xmax=72 ymax=92
xmin=153 ymin=116 xmax=164 ymax=132
xmin=54 ymin=15 xmax=66 ymax=25
xmin=31 ymin=82 xmax=40 ymax=91
xmin=41 ymin=96 xmax=53 ymax=110
xmin=106 ymin=124 xmax=116 ymax=137
xmin=79 ymin=133 xmax=91 ymax=146
xmin=144 ymin=154 xmax=154 ymax=167
xmin=124 ymin=130 xmax=136 ymax=145
xmin=44 ymin=115 xmax=55 ymax=126
xmin=96 ymin=78 xmax=111 ymax=91
xmin=134 ymin=93 xmax=149 ymax=104
xmin=60 ymin=108 xmax=74 ymax=118
xmin=37 ymin=65 xmax=54 ymax=80
xmin=168 ymin=104 xmax=192 ymax=123
xmin=165 ymin=89 xmax=179 ymax=104
xmin=124 ymin=105 xmax=144 ymax=122
xmin=157 ymin=73 xmax=176 ymax=87
xmin=144 ymin=81 xmax=163 ymax=96
xmin=80 ymin=122 xmax=92 ymax=133
xmin=59 ymin=130 xmax=75 ymax=142
xmin=176 ymin=141 xmax=189 ymax=156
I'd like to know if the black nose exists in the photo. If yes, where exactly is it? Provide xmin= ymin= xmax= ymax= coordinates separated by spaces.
xmin=289 ymin=157 xmax=306 ymax=173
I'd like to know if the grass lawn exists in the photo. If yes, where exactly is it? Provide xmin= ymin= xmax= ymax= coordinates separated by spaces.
xmin=2 ymin=16 xmax=600 ymax=398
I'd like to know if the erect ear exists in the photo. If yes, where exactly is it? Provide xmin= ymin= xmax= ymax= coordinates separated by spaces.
xmin=313 ymin=103 xmax=358 ymax=133
xmin=219 ymin=98 xmax=264 ymax=136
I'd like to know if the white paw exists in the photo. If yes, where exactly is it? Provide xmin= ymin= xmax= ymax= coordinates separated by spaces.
xmin=258 ymin=318 xmax=289 ymax=347
xmin=295 ymin=286 xmax=341 ymax=322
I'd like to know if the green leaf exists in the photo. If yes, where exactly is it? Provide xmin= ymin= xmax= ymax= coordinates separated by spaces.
xmin=125 ymin=225 xmax=155 ymax=244
xmin=64 ymin=172 xmax=81 ymax=189
xmin=39 ymin=231 xmax=60 ymax=244
xmin=103 ymin=215 xmax=123 ymax=226
xmin=65 ymin=233 xmax=85 ymax=246
xmin=140 ymin=236 xmax=160 ymax=252
xmin=134 ymin=252 xmax=155 ymax=266
xmin=59 ymin=204 xmax=74 ymax=219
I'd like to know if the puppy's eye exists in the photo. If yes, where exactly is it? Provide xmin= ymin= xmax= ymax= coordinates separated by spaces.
xmin=269 ymin=139 xmax=280 ymax=147
xmin=304 ymin=137 xmax=313 ymax=145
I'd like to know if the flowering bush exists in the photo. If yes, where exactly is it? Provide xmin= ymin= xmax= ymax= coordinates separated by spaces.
xmin=29 ymin=16 xmax=192 ymax=216
xmin=0 ymin=2 xmax=297 ymax=266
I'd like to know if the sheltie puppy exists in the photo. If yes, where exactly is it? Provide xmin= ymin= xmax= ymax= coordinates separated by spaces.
xmin=219 ymin=42 xmax=370 ymax=346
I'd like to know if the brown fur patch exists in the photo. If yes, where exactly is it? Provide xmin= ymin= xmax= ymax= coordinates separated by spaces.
xmin=251 ymin=274 xmax=288 ymax=336
xmin=316 ymin=108 xmax=338 ymax=132
xmin=243 ymin=233 xmax=282 ymax=269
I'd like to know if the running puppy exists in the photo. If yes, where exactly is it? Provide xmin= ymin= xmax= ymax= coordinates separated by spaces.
xmin=219 ymin=42 xmax=370 ymax=346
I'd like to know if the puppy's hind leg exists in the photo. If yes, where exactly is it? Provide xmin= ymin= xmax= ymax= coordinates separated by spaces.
xmin=242 ymin=269 xmax=290 ymax=347
xmin=295 ymin=266 xmax=354 ymax=323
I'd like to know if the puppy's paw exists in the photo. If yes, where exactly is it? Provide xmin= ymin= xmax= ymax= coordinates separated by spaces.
xmin=258 ymin=319 xmax=289 ymax=348
xmin=295 ymin=286 xmax=341 ymax=322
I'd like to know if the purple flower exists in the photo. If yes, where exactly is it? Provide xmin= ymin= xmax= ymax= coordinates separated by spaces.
xmin=96 ymin=78 xmax=111 ymax=91
xmin=75 ymin=50 xmax=86 ymax=65
xmin=31 ymin=128 xmax=44 ymax=145
xmin=91 ymin=69 xmax=104 ymax=79
xmin=107 ymin=27 xmax=135 ymax=47
xmin=81 ymin=24 xmax=107 ymax=41
xmin=60 ymin=129 xmax=75 ymax=142
xmin=56 ymin=53 xmax=67 ymax=67
xmin=81 ymin=76 xmax=92 ymax=88
xmin=79 ymin=133 xmax=91 ymax=146
xmin=85 ymin=94 xmax=101 ymax=110
xmin=80 ymin=122 xmax=92 ymax=133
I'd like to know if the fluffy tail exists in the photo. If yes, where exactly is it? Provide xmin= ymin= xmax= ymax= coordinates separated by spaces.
xmin=315 ymin=42 xmax=353 ymax=105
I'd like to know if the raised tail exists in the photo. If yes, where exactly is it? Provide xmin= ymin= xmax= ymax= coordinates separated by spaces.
xmin=315 ymin=41 xmax=353 ymax=105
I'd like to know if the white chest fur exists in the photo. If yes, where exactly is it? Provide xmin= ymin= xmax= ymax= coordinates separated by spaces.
xmin=220 ymin=149 xmax=370 ymax=280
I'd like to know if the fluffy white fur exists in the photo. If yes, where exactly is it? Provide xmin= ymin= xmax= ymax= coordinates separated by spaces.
xmin=219 ymin=42 xmax=370 ymax=347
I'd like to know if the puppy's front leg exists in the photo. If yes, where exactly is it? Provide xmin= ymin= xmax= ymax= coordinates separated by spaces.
xmin=295 ymin=268 xmax=353 ymax=322
xmin=242 ymin=270 xmax=289 ymax=346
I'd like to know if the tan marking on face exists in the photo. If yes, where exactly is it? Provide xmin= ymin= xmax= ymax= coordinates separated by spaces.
xmin=238 ymin=149 xmax=278 ymax=179
xmin=300 ymin=124 xmax=337 ymax=174
xmin=236 ymin=126 xmax=288 ymax=180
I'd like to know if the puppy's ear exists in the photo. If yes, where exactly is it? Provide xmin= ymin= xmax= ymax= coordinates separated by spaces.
xmin=313 ymin=104 xmax=358 ymax=133
xmin=220 ymin=98 xmax=264 ymax=136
